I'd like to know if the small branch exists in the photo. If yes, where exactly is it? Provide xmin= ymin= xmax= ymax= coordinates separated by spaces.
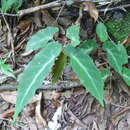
xmin=99 ymin=4 xmax=130 ymax=12
xmin=15 ymin=3 xmax=130 ymax=17
xmin=0 ymin=12 xmax=18 ymax=17
xmin=18 ymin=0 xmax=63 ymax=16
xmin=0 ymin=1 xmax=129 ymax=17
xmin=0 ymin=84 xmax=17 ymax=91
xmin=39 ymin=81 xmax=82 ymax=90
xmin=0 ymin=81 xmax=82 ymax=92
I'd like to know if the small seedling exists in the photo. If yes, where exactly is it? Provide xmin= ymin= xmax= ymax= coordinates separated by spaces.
xmin=13 ymin=22 xmax=130 ymax=121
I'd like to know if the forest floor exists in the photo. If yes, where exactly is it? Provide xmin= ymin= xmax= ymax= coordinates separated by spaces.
xmin=0 ymin=0 xmax=130 ymax=129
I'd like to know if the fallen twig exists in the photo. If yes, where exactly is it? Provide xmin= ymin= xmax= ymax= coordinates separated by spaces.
xmin=99 ymin=4 xmax=130 ymax=12
xmin=0 ymin=84 xmax=17 ymax=91
xmin=18 ymin=0 xmax=63 ymax=16
xmin=1 ymin=0 xmax=128 ymax=17
xmin=18 ymin=1 xmax=130 ymax=16
xmin=39 ymin=81 xmax=82 ymax=90
xmin=0 ymin=81 xmax=82 ymax=92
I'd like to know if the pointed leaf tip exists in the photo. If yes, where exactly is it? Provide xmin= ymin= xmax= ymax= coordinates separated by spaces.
xmin=103 ymin=41 xmax=128 ymax=73
xmin=66 ymin=25 xmax=80 ymax=47
xmin=66 ymin=45 xmax=104 ymax=105
xmin=26 ymin=27 xmax=59 ymax=51
xmin=96 ymin=22 xmax=108 ymax=42
xmin=121 ymin=67 xmax=130 ymax=86
xmin=13 ymin=42 xmax=62 ymax=121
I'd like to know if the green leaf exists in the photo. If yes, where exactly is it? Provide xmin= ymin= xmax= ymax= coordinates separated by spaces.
xmin=116 ymin=44 xmax=128 ymax=64
xmin=0 ymin=60 xmax=15 ymax=78
xmin=66 ymin=0 xmax=73 ymax=5
xmin=103 ymin=41 xmax=128 ymax=74
xmin=65 ymin=44 xmax=77 ymax=55
xmin=78 ymin=40 xmax=97 ymax=54
xmin=127 ymin=46 xmax=130 ymax=56
xmin=101 ymin=69 xmax=110 ymax=81
xmin=52 ymin=52 xmax=67 ymax=84
xmin=1 ymin=0 xmax=23 ymax=12
xmin=14 ymin=0 xmax=23 ymax=11
xmin=106 ymin=12 xmax=130 ymax=42
xmin=96 ymin=22 xmax=108 ymax=42
xmin=13 ymin=42 xmax=62 ymax=121
xmin=65 ymin=45 xmax=104 ymax=105
xmin=121 ymin=67 xmax=130 ymax=86
xmin=26 ymin=27 xmax=59 ymax=51
xmin=1 ymin=0 xmax=15 ymax=12
xmin=66 ymin=25 xmax=80 ymax=47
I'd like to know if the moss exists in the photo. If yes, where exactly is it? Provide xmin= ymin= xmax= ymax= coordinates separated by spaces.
xmin=106 ymin=12 xmax=130 ymax=42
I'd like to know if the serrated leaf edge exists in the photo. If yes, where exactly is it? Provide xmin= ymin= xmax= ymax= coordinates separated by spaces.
xmin=106 ymin=49 xmax=122 ymax=73
xmin=71 ymin=54 xmax=103 ymax=103
xmin=19 ymin=56 xmax=55 ymax=108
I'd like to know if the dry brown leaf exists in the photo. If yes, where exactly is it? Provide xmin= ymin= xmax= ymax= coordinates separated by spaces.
xmin=0 ymin=91 xmax=17 ymax=104
xmin=0 ymin=91 xmax=40 ymax=104
xmin=35 ymin=92 xmax=47 ymax=126
xmin=16 ymin=19 xmax=32 ymax=31
xmin=0 ymin=108 xmax=14 ymax=118
xmin=122 ymin=34 xmax=130 ymax=47
xmin=82 ymin=2 xmax=99 ymax=22
xmin=52 ymin=91 xmax=61 ymax=100
xmin=43 ymin=90 xmax=72 ymax=100
xmin=26 ymin=117 xmax=38 ymax=130
xmin=92 ymin=121 xmax=99 ymax=130
xmin=48 ymin=105 xmax=62 ymax=130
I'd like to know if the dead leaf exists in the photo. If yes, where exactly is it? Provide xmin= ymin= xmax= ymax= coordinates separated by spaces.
xmin=16 ymin=19 xmax=32 ymax=31
xmin=68 ymin=109 xmax=87 ymax=128
xmin=35 ymin=92 xmax=47 ymax=126
xmin=48 ymin=105 xmax=62 ymax=130
xmin=52 ymin=100 xmax=61 ymax=108
xmin=0 ymin=91 xmax=40 ymax=104
xmin=92 ymin=121 xmax=99 ymax=130
xmin=26 ymin=117 xmax=38 ymax=130
xmin=43 ymin=90 xmax=72 ymax=100
xmin=122 ymin=34 xmax=130 ymax=47
xmin=82 ymin=2 xmax=99 ymax=22
xmin=52 ymin=91 xmax=61 ymax=100
xmin=0 ymin=108 xmax=14 ymax=118
xmin=0 ymin=74 xmax=8 ymax=84
xmin=0 ymin=91 xmax=17 ymax=104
